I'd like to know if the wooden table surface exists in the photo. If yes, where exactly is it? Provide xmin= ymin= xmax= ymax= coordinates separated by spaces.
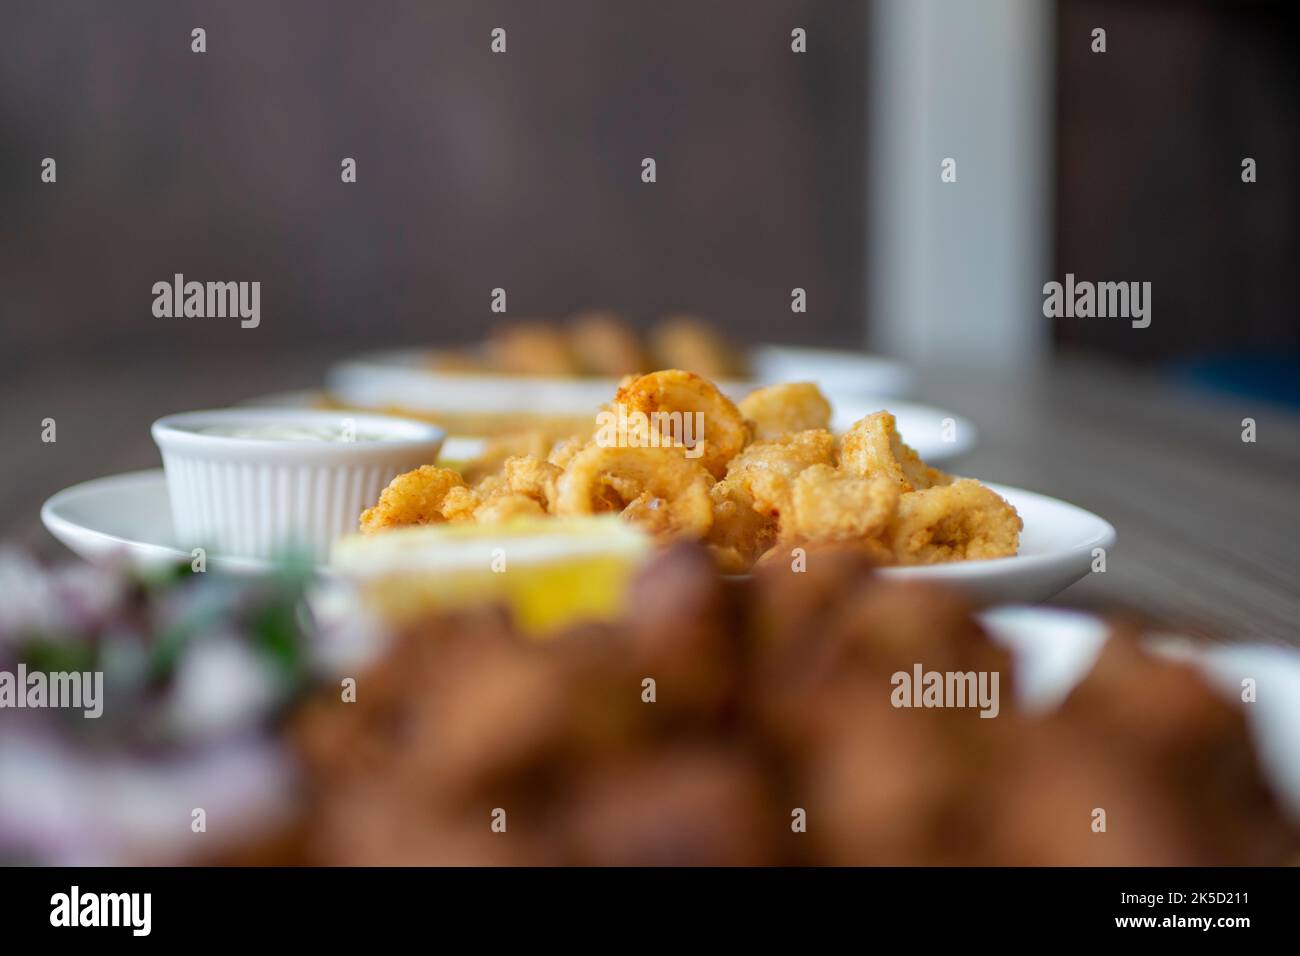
xmin=4 ymin=347 xmax=1297 ymax=646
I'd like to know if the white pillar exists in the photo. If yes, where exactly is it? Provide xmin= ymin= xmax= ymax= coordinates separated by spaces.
xmin=867 ymin=0 xmax=1054 ymax=367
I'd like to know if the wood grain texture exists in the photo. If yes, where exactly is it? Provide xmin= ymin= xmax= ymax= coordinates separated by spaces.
xmin=914 ymin=358 xmax=1300 ymax=645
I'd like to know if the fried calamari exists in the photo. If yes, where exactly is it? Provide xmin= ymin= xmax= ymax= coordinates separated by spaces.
xmin=358 ymin=466 xmax=464 ymax=533
xmin=613 ymin=369 xmax=750 ymax=479
xmin=888 ymin=479 xmax=1023 ymax=565
xmin=739 ymin=381 xmax=832 ymax=441
xmin=359 ymin=374 xmax=1020 ymax=570
xmin=840 ymin=410 xmax=951 ymax=493
xmin=553 ymin=444 xmax=714 ymax=538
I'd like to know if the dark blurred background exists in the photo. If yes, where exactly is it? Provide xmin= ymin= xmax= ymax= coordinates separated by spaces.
xmin=1 ymin=0 xmax=1296 ymax=377
xmin=0 ymin=0 xmax=868 ymax=366
xmin=1055 ymin=0 xmax=1299 ymax=366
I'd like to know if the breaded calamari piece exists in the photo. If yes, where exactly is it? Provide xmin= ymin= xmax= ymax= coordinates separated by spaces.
xmin=359 ymin=465 xmax=465 ymax=533
xmin=439 ymin=484 xmax=481 ymax=522
xmin=436 ymin=457 xmax=560 ymax=524
xmin=723 ymin=429 xmax=836 ymax=520
xmin=706 ymin=479 xmax=778 ymax=572
xmin=839 ymin=411 xmax=951 ymax=493
xmin=739 ymin=382 xmax=832 ymax=441
xmin=472 ymin=493 xmax=548 ymax=524
xmin=888 ymin=479 xmax=1021 ymax=565
xmin=786 ymin=464 xmax=900 ymax=542
xmin=502 ymin=455 xmax=562 ymax=512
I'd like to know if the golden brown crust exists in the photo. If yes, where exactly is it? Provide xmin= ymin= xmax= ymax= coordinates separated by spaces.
xmin=739 ymin=381 xmax=832 ymax=440
xmin=358 ymin=466 xmax=465 ymax=533
xmin=839 ymin=410 xmax=951 ymax=492
xmin=356 ymin=376 xmax=1018 ymax=572
xmin=887 ymin=480 xmax=1022 ymax=564
xmin=553 ymin=443 xmax=714 ymax=538
xmin=706 ymin=479 xmax=778 ymax=569
xmin=613 ymin=369 xmax=749 ymax=479
xmin=786 ymin=465 xmax=900 ymax=542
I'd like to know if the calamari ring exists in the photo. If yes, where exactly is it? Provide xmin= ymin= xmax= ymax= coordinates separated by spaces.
xmin=553 ymin=443 xmax=714 ymax=538
xmin=359 ymin=465 xmax=465 ymax=533
xmin=613 ymin=369 xmax=749 ymax=478
xmin=887 ymin=479 xmax=1021 ymax=565
xmin=839 ymin=411 xmax=950 ymax=492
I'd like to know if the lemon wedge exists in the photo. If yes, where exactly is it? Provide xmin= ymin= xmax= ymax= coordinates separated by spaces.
xmin=331 ymin=517 xmax=650 ymax=636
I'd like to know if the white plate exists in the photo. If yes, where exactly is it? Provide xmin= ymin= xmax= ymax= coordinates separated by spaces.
xmin=42 ymin=470 xmax=1113 ymax=603
xmin=979 ymin=606 xmax=1300 ymax=823
xmin=41 ymin=471 xmax=276 ymax=575
xmin=328 ymin=345 xmax=913 ymax=400
xmin=327 ymin=345 xmax=913 ymax=411
xmin=749 ymin=344 xmax=914 ymax=397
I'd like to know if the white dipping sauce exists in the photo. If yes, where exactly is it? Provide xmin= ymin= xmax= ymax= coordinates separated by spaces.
xmin=198 ymin=423 xmax=381 ymax=442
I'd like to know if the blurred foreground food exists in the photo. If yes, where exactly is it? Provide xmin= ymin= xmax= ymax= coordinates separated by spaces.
xmin=244 ymin=545 xmax=1296 ymax=866
xmin=0 ymin=551 xmax=322 ymax=864
xmin=334 ymin=516 xmax=649 ymax=635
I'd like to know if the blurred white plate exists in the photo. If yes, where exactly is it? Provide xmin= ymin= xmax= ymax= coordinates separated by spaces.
xmin=43 ymin=471 xmax=1112 ymax=604
xmin=42 ymin=471 xmax=276 ymax=575
xmin=241 ymin=390 xmax=974 ymax=465
xmin=979 ymin=606 xmax=1300 ymax=823
xmin=749 ymin=344 xmax=914 ymax=397
xmin=325 ymin=343 xmax=912 ymax=412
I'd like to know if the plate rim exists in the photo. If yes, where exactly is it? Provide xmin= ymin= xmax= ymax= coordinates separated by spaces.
xmin=42 ymin=470 xmax=1114 ymax=583
xmin=334 ymin=342 xmax=912 ymax=385
xmin=878 ymin=482 xmax=1116 ymax=581
xmin=41 ymin=470 xmax=276 ymax=574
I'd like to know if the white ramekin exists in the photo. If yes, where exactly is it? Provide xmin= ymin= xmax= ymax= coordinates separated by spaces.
xmin=151 ymin=408 xmax=446 ymax=562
